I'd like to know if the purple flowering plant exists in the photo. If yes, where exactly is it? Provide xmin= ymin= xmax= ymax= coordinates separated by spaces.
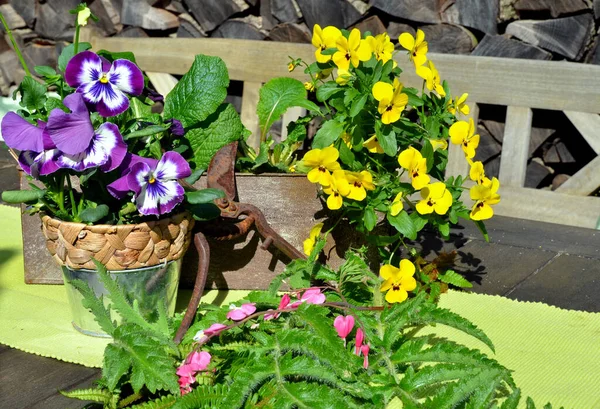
xmin=0 ymin=4 xmax=245 ymax=224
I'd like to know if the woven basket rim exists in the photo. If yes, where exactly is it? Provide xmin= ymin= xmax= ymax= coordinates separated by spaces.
xmin=40 ymin=211 xmax=192 ymax=232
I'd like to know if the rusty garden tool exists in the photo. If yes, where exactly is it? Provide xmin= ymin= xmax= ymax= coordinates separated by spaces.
xmin=174 ymin=142 xmax=306 ymax=343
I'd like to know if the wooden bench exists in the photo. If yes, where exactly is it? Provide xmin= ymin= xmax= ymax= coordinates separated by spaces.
xmin=81 ymin=33 xmax=600 ymax=229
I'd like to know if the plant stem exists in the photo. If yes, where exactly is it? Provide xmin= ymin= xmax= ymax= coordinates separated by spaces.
xmin=57 ymin=174 xmax=67 ymax=215
xmin=73 ymin=22 xmax=80 ymax=54
xmin=0 ymin=11 xmax=31 ymax=77
xmin=65 ymin=176 xmax=78 ymax=220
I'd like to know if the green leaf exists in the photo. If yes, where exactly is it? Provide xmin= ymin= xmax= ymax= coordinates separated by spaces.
xmin=439 ymin=270 xmax=472 ymax=288
xmin=34 ymin=65 xmax=57 ymax=77
xmin=312 ymin=119 xmax=344 ymax=149
xmin=1 ymin=189 xmax=45 ymax=204
xmin=500 ymin=389 xmax=522 ymax=409
xmin=79 ymin=204 xmax=109 ymax=223
xmin=103 ymin=343 xmax=131 ymax=391
xmin=187 ymin=203 xmax=221 ymax=221
xmin=185 ymin=103 xmax=244 ymax=169
xmin=97 ymin=49 xmax=136 ymax=63
xmin=184 ymin=168 xmax=204 ymax=185
xmin=473 ymin=220 xmax=489 ymax=242
xmin=185 ymin=188 xmax=225 ymax=204
xmin=19 ymin=77 xmax=47 ymax=111
xmin=387 ymin=210 xmax=417 ymax=240
xmin=319 ymin=47 xmax=338 ymax=56
xmin=68 ymin=279 xmax=115 ymax=336
xmin=257 ymin=77 xmax=320 ymax=137
xmin=364 ymin=207 xmax=377 ymax=231
xmin=58 ymin=42 xmax=92 ymax=72
xmin=164 ymin=54 xmax=229 ymax=128
xmin=376 ymin=122 xmax=397 ymax=156
xmin=59 ymin=387 xmax=112 ymax=404
xmin=45 ymin=97 xmax=67 ymax=113
xmin=349 ymin=93 xmax=368 ymax=118
xmin=338 ymin=140 xmax=355 ymax=165
xmin=317 ymin=81 xmax=343 ymax=102
xmin=421 ymin=140 xmax=434 ymax=172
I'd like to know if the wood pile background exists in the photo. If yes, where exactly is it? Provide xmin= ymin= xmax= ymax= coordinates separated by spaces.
xmin=1 ymin=0 xmax=599 ymax=191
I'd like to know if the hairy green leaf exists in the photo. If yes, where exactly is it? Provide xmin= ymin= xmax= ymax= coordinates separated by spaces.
xmin=1 ymin=189 xmax=45 ymax=204
xmin=500 ymin=388 xmax=522 ymax=409
xmin=164 ymin=54 xmax=229 ymax=128
xmin=59 ymin=387 xmax=112 ymax=403
xmin=19 ymin=77 xmax=47 ymax=111
xmin=439 ymin=270 xmax=473 ymax=288
xmin=68 ymin=279 xmax=115 ymax=336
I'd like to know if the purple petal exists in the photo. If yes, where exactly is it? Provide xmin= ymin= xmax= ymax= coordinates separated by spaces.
xmin=20 ymin=149 xmax=60 ymax=178
xmin=55 ymin=140 xmax=109 ymax=172
xmin=147 ymin=88 xmax=164 ymax=103
xmin=62 ymin=93 xmax=90 ymax=116
xmin=64 ymin=51 xmax=102 ymax=88
xmin=97 ymin=123 xmax=127 ymax=172
xmin=127 ymin=162 xmax=151 ymax=196
xmin=107 ymin=154 xmax=159 ymax=199
xmin=155 ymin=151 xmax=191 ymax=181
xmin=46 ymin=94 xmax=94 ymax=155
xmin=80 ymin=81 xmax=129 ymax=117
xmin=135 ymin=179 xmax=184 ymax=216
xmin=108 ymin=59 xmax=144 ymax=96
xmin=1 ymin=112 xmax=44 ymax=152
xmin=18 ymin=151 xmax=35 ymax=175
xmin=167 ymin=119 xmax=184 ymax=136
xmin=107 ymin=175 xmax=131 ymax=199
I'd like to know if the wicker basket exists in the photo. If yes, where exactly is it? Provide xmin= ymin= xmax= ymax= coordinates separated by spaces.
xmin=41 ymin=212 xmax=195 ymax=270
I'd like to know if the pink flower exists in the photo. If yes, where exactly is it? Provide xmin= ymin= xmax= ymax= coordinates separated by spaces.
xmin=333 ymin=315 xmax=355 ymax=346
xmin=194 ymin=323 xmax=227 ymax=343
xmin=290 ymin=287 xmax=326 ymax=308
xmin=354 ymin=328 xmax=364 ymax=356
xmin=227 ymin=303 xmax=257 ymax=321
xmin=264 ymin=294 xmax=291 ymax=321
xmin=361 ymin=344 xmax=370 ymax=369
xmin=176 ymin=350 xmax=212 ymax=395
xmin=187 ymin=351 xmax=211 ymax=372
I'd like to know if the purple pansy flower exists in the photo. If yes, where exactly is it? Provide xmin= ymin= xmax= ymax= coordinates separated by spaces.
xmin=126 ymin=151 xmax=191 ymax=216
xmin=65 ymin=51 xmax=144 ymax=117
xmin=107 ymin=153 xmax=158 ymax=199
xmin=1 ymin=113 xmax=59 ymax=177
xmin=167 ymin=119 xmax=184 ymax=136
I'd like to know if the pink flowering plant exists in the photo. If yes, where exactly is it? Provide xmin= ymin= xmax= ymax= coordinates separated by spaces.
xmin=0 ymin=4 xmax=245 ymax=223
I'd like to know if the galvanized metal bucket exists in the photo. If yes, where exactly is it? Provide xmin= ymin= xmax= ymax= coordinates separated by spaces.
xmin=62 ymin=260 xmax=182 ymax=337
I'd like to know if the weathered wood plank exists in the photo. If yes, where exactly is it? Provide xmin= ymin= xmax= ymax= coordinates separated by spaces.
xmin=555 ymin=154 xmax=600 ymax=196
xmin=146 ymin=72 xmax=178 ymax=97
xmin=446 ymin=102 xmax=478 ymax=178
xmin=86 ymin=36 xmax=600 ymax=113
xmin=564 ymin=111 xmax=600 ymax=154
xmin=499 ymin=106 xmax=532 ymax=187
xmin=241 ymin=81 xmax=262 ymax=151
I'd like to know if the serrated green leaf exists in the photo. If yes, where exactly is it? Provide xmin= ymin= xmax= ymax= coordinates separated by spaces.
xmin=103 ymin=343 xmax=131 ymax=391
xmin=164 ymin=54 xmax=229 ymax=128
xmin=257 ymin=77 xmax=320 ymax=138
xmin=387 ymin=210 xmax=417 ymax=240
xmin=79 ymin=204 xmax=109 ymax=223
xmin=439 ymin=270 xmax=472 ymax=288
xmin=185 ymin=103 xmax=244 ymax=169
xmin=312 ymin=119 xmax=344 ymax=149
xmin=19 ymin=77 xmax=47 ymax=111
xmin=59 ymin=387 xmax=112 ymax=403
xmin=428 ymin=368 xmax=504 ymax=409
xmin=68 ymin=278 xmax=115 ymax=336
xmin=58 ymin=42 xmax=92 ymax=72
xmin=185 ymin=188 xmax=225 ymax=204
xmin=1 ymin=189 xmax=46 ymax=204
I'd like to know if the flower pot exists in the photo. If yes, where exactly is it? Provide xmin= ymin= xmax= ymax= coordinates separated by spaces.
xmin=40 ymin=212 xmax=194 ymax=336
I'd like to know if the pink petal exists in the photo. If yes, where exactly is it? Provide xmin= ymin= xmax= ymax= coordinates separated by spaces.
xmin=240 ymin=303 xmax=257 ymax=315
xmin=204 ymin=323 xmax=227 ymax=337
xmin=187 ymin=351 xmax=211 ymax=372
xmin=301 ymin=288 xmax=326 ymax=305
xmin=333 ymin=315 xmax=355 ymax=339
xmin=279 ymin=294 xmax=291 ymax=309
xmin=361 ymin=344 xmax=370 ymax=369
xmin=354 ymin=328 xmax=364 ymax=356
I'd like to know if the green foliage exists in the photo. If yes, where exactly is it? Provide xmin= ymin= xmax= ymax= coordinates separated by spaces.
xmin=79 ymin=204 xmax=110 ymax=223
xmin=68 ymin=278 xmax=116 ymax=335
xmin=312 ymin=118 xmax=344 ymax=148
xmin=18 ymin=76 xmax=47 ymax=111
xmin=439 ymin=270 xmax=473 ymax=289
xmin=164 ymin=54 xmax=229 ymax=128
xmin=58 ymin=42 xmax=92 ymax=72
xmin=185 ymin=188 xmax=225 ymax=204
xmin=1 ymin=189 xmax=46 ymax=204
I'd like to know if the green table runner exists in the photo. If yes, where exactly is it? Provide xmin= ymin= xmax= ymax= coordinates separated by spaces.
xmin=1 ymin=204 xmax=599 ymax=408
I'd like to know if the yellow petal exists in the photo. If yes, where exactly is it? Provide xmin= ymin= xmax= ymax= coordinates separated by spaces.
xmin=449 ymin=121 xmax=469 ymax=145
xmin=416 ymin=65 xmax=431 ymax=81
xmin=401 ymin=276 xmax=417 ymax=292
xmin=427 ymin=182 xmax=447 ymax=198
xmin=303 ymin=237 xmax=315 ymax=256
xmin=347 ymin=185 xmax=366 ymax=201
xmin=333 ymin=51 xmax=350 ymax=70
xmin=322 ymin=26 xmax=342 ymax=47
xmin=380 ymin=264 xmax=399 ymax=280
xmin=315 ymin=50 xmax=331 ymax=64
xmin=372 ymin=82 xmax=393 ymax=102
xmin=390 ymin=201 xmax=403 ymax=216
xmin=416 ymin=199 xmax=434 ymax=215
xmin=398 ymin=32 xmax=415 ymax=51
xmin=385 ymin=288 xmax=408 ymax=303
xmin=415 ymin=29 xmax=425 ymax=46
xmin=321 ymin=146 xmax=340 ymax=166
xmin=434 ymin=189 xmax=453 ymax=215
xmin=303 ymin=149 xmax=322 ymax=167
xmin=327 ymin=192 xmax=343 ymax=210
xmin=357 ymin=39 xmax=372 ymax=61
xmin=469 ymin=161 xmax=485 ymax=183
xmin=309 ymin=222 xmax=324 ymax=239
xmin=307 ymin=167 xmax=324 ymax=184
xmin=412 ymin=172 xmax=430 ymax=190
xmin=413 ymin=53 xmax=428 ymax=67
xmin=398 ymin=146 xmax=421 ymax=170
xmin=312 ymin=24 xmax=323 ymax=48
xmin=348 ymin=28 xmax=361 ymax=49
xmin=380 ymin=278 xmax=393 ymax=292
xmin=470 ymin=201 xmax=494 ymax=221
xmin=398 ymin=259 xmax=416 ymax=277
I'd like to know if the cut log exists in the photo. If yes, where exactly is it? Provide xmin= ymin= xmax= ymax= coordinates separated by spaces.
xmin=481 ymin=119 xmax=504 ymax=143
xmin=211 ymin=19 xmax=265 ymax=40
xmin=595 ymin=0 xmax=600 ymax=19
xmin=514 ymin=0 xmax=590 ymax=18
xmin=386 ymin=22 xmax=415 ymax=40
xmin=484 ymin=155 xmax=500 ymax=179
xmin=371 ymin=0 xmax=440 ymax=24
xmin=268 ymin=22 xmax=312 ymax=43
xmin=525 ymin=158 xmax=552 ymax=188
xmin=116 ymin=27 xmax=149 ymax=37
xmin=177 ymin=13 xmax=207 ymax=38
xmin=419 ymin=23 xmax=476 ymax=55
xmin=350 ymin=15 xmax=386 ymax=36
xmin=261 ymin=0 xmax=276 ymax=31
xmin=296 ymin=0 xmax=363 ymax=31
xmin=471 ymin=34 xmax=552 ymax=60
xmin=88 ymin=0 xmax=121 ymax=36
xmin=551 ymin=174 xmax=570 ymax=190
xmin=529 ymin=126 xmax=554 ymax=156
xmin=34 ymin=2 xmax=75 ymax=41
xmin=442 ymin=0 xmax=498 ymax=35
xmin=505 ymin=14 xmax=594 ymax=60
xmin=121 ymin=0 xmax=179 ymax=30
xmin=183 ymin=0 xmax=241 ymax=33
xmin=0 ymin=4 xmax=26 ymax=31
xmin=9 ymin=0 xmax=35 ymax=28
xmin=0 ymin=49 xmax=22 ymax=86
xmin=165 ymin=0 xmax=188 ymax=14
xmin=8 ymin=28 xmax=37 ymax=50
xmin=23 ymin=42 xmax=58 ymax=71
xmin=586 ymin=32 xmax=600 ymax=65
xmin=543 ymin=141 xmax=575 ymax=164
xmin=348 ymin=0 xmax=369 ymax=15
xmin=475 ymin=125 xmax=502 ymax=163
xmin=271 ymin=0 xmax=300 ymax=24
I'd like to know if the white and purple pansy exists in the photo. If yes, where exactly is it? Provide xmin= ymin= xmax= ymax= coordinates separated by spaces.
xmin=0 ymin=112 xmax=60 ymax=178
xmin=65 ymin=51 xmax=144 ymax=117
xmin=107 ymin=154 xmax=158 ymax=199
xmin=126 ymin=152 xmax=191 ymax=216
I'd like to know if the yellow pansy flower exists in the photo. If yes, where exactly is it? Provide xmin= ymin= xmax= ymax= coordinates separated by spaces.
xmin=303 ymin=147 xmax=341 ymax=186
xmin=389 ymin=192 xmax=403 ymax=216
xmin=448 ymin=93 xmax=469 ymax=116
xmin=366 ymin=33 xmax=395 ymax=66
xmin=372 ymin=78 xmax=408 ymax=125
xmin=469 ymin=161 xmax=490 ymax=185
xmin=363 ymin=135 xmax=384 ymax=154
xmin=449 ymin=118 xmax=480 ymax=159
xmin=288 ymin=62 xmax=295 ymax=72
xmin=380 ymin=260 xmax=417 ymax=303
xmin=323 ymin=170 xmax=351 ymax=210
xmin=470 ymin=177 xmax=501 ymax=221
xmin=335 ymin=68 xmax=352 ymax=85
xmin=332 ymin=28 xmax=372 ymax=71
xmin=344 ymin=170 xmax=375 ymax=201
xmin=399 ymin=29 xmax=428 ymax=67
xmin=430 ymin=138 xmax=448 ymax=151
xmin=312 ymin=24 xmax=342 ymax=64
xmin=304 ymin=82 xmax=315 ymax=92
xmin=416 ymin=182 xmax=453 ymax=215
xmin=416 ymin=60 xmax=446 ymax=97
xmin=398 ymin=146 xmax=430 ymax=190
xmin=303 ymin=222 xmax=324 ymax=256
xmin=77 ymin=7 xmax=92 ymax=26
